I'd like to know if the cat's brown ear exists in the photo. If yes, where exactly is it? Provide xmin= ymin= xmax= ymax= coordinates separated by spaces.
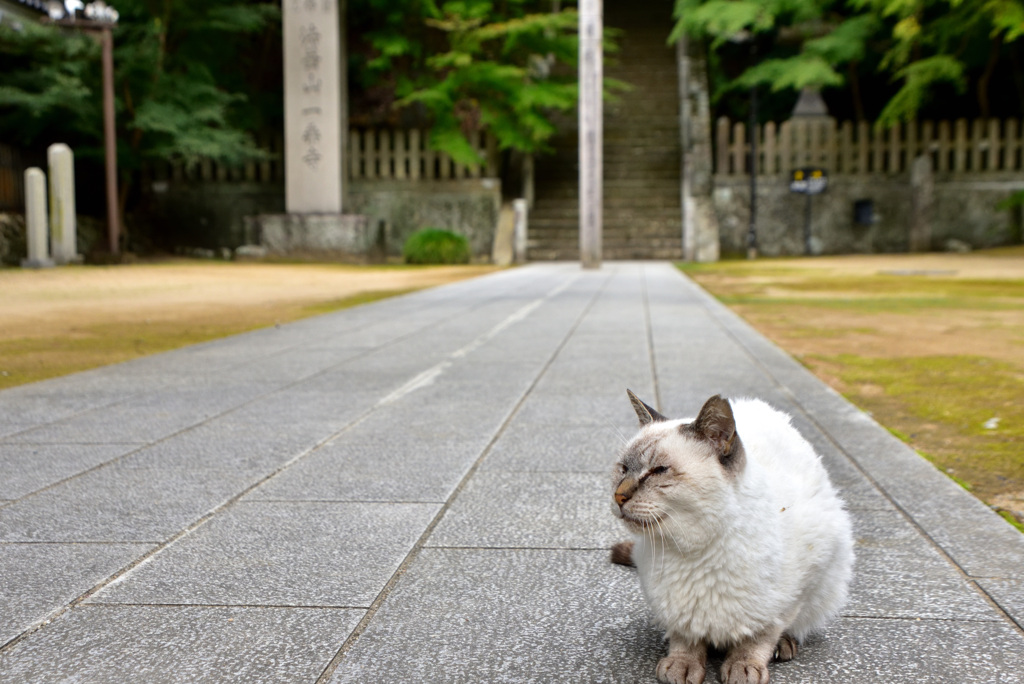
xmin=627 ymin=389 xmax=668 ymax=426
xmin=693 ymin=395 xmax=737 ymax=457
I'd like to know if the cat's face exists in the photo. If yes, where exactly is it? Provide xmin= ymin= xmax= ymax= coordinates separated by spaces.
xmin=611 ymin=391 xmax=746 ymax=548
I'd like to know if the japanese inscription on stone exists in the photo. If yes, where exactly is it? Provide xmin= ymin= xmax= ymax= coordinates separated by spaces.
xmin=283 ymin=0 xmax=342 ymax=213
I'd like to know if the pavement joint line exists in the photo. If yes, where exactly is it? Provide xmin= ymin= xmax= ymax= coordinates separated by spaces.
xmin=640 ymin=263 xmax=663 ymax=413
xmin=0 ymin=271 xmax=568 ymax=654
xmin=314 ymin=267 xmax=614 ymax=684
xmin=677 ymin=269 xmax=1024 ymax=639
xmin=838 ymin=614 xmax=1005 ymax=623
xmin=0 ymin=540 xmax=162 ymax=545
xmin=968 ymin=579 xmax=1024 ymax=632
xmin=0 ymin=276 xmax=556 ymax=508
xmin=236 ymin=498 xmax=449 ymax=504
xmin=418 ymin=545 xmax=618 ymax=552
xmin=79 ymin=602 xmax=372 ymax=610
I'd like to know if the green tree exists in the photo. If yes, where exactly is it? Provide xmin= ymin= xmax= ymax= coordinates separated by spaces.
xmin=0 ymin=0 xmax=279 ymax=234
xmin=672 ymin=0 xmax=1024 ymax=124
xmin=349 ymin=0 xmax=616 ymax=165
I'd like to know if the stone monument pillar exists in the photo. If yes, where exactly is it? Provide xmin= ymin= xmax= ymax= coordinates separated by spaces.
xmin=283 ymin=0 xmax=344 ymax=213
xmin=22 ymin=168 xmax=54 ymax=268
xmin=48 ymin=143 xmax=79 ymax=264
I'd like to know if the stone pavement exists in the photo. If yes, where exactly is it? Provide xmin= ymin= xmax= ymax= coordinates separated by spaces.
xmin=1 ymin=262 xmax=1023 ymax=683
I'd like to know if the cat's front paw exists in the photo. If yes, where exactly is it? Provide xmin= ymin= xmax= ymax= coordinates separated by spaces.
xmin=721 ymin=660 xmax=769 ymax=684
xmin=656 ymin=655 xmax=705 ymax=684
xmin=773 ymin=634 xmax=797 ymax=662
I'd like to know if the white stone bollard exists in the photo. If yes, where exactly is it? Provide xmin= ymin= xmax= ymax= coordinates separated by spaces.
xmin=513 ymin=198 xmax=528 ymax=264
xmin=48 ymin=143 xmax=79 ymax=264
xmin=22 ymin=167 xmax=54 ymax=268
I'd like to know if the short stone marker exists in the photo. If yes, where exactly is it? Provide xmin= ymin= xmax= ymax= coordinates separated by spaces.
xmin=22 ymin=167 xmax=54 ymax=268
xmin=48 ymin=143 xmax=79 ymax=265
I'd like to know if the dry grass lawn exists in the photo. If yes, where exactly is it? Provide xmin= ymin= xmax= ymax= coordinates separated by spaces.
xmin=681 ymin=246 xmax=1024 ymax=531
xmin=0 ymin=260 xmax=498 ymax=390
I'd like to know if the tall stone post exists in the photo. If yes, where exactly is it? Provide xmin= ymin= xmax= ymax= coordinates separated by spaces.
xmin=48 ymin=143 xmax=79 ymax=265
xmin=910 ymin=154 xmax=933 ymax=252
xmin=578 ymin=0 xmax=602 ymax=269
xmin=22 ymin=168 xmax=54 ymax=269
xmin=677 ymin=35 xmax=719 ymax=262
xmin=283 ymin=0 xmax=344 ymax=214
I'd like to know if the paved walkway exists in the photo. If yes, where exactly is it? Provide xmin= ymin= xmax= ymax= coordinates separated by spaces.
xmin=1 ymin=262 xmax=1022 ymax=683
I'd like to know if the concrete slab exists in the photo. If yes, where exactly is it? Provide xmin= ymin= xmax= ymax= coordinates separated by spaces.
xmin=979 ymin=579 xmax=1024 ymax=631
xmin=0 ymin=605 xmax=359 ymax=683
xmin=428 ymin=472 xmax=621 ymax=549
xmin=1 ymin=262 xmax=1022 ymax=683
xmin=0 ymin=456 xmax=249 ymax=542
xmin=846 ymin=510 xmax=998 ymax=621
xmin=0 ymin=542 xmax=151 ymax=646
xmin=245 ymin=435 xmax=482 ymax=503
xmin=482 ymin=423 xmax=626 ymax=473
xmin=90 ymin=501 xmax=438 ymax=607
xmin=328 ymin=549 xmax=663 ymax=683
xmin=770 ymin=617 xmax=1024 ymax=684
xmin=0 ymin=443 xmax=140 ymax=500
xmin=7 ymin=382 xmax=272 ymax=445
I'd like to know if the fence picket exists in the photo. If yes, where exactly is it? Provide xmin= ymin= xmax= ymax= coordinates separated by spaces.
xmin=988 ymin=119 xmax=1001 ymax=171
xmin=1007 ymin=120 xmax=1020 ymax=171
xmin=710 ymin=116 xmax=1024 ymax=178
xmin=716 ymin=118 xmax=730 ymax=175
xmin=763 ymin=122 xmax=777 ymax=175
xmin=954 ymin=119 xmax=968 ymax=172
xmin=921 ymin=121 xmax=934 ymax=169
xmin=778 ymin=121 xmax=792 ymax=175
xmin=732 ymin=121 xmax=746 ymax=174
xmin=410 ymin=129 xmax=422 ymax=179
xmin=905 ymin=120 xmax=917 ymax=169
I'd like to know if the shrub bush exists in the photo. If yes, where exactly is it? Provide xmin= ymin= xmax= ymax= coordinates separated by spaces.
xmin=402 ymin=228 xmax=471 ymax=264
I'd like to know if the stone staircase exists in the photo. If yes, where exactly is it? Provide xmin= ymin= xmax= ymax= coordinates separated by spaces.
xmin=527 ymin=0 xmax=683 ymax=261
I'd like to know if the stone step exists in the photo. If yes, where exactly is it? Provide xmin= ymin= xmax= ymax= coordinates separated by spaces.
xmin=529 ymin=0 xmax=684 ymax=261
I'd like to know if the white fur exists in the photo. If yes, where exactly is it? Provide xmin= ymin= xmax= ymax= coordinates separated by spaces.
xmin=615 ymin=398 xmax=854 ymax=649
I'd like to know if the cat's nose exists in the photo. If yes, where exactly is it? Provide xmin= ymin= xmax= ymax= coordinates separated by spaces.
xmin=615 ymin=478 xmax=637 ymax=507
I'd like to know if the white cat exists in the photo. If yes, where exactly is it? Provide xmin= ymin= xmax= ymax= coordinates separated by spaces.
xmin=611 ymin=391 xmax=854 ymax=684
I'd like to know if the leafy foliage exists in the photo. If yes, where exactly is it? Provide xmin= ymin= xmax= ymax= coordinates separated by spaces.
xmin=350 ymin=0 xmax=600 ymax=165
xmin=0 ymin=1 xmax=278 ymax=169
xmin=0 ymin=21 xmax=100 ymax=145
xmin=402 ymin=227 xmax=471 ymax=264
xmin=673 ymin=0 xmax=1024 ymax=124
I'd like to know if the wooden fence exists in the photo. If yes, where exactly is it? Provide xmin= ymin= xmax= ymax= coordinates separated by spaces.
xmin=141 ymin=129 xmax=498 ymax=185
xmin=714 ymin=117 xmax=1024 ymax=177
xmin=349 ymin=129 xmax=498 ymax=181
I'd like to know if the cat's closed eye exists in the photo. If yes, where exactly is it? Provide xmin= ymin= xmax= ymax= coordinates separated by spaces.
xmin=649 ymin=465 xmax=669 ymax=475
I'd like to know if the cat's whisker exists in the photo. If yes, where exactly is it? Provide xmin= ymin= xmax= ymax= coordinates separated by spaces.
xmin=605 ymin=422 xmax=629 ymax=446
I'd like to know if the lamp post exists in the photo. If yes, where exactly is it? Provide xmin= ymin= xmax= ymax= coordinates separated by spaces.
xmin=47 ymin=0 xmax=120 ymax=255
xmin=728 ymin=31 xmax=759 ymax=259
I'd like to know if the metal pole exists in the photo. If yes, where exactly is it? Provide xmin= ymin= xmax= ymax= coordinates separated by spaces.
xmin=578 ymin=0 xmax=602 ymax=269
xmin=747 ymin=83 xmax=758 ymax=259
xmin=804 ymin=193 xmax=813 ymax=255
xmin=101 ymin=26 xmax=120 ymax=255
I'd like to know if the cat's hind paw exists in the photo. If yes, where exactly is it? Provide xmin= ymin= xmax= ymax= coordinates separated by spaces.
xmin=721 ymin=660 xmax=769 ymax=684
xmin=609 ymin=540 xmax=635 ymax=567
xmin=656 ymin=655 xmax=705 ymax=684
xmin=772 ymin=634 xmax=798 ymax=662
